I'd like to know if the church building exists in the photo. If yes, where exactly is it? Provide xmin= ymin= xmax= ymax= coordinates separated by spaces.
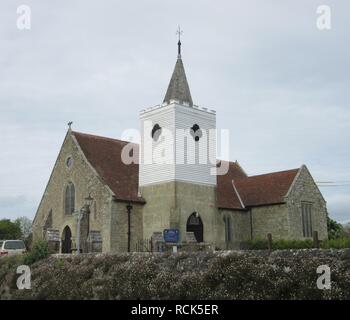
xmin=32 ymin=39 xmax=328 ymax=253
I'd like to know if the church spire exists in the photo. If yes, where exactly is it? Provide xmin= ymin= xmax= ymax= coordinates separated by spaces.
xmin=163 ymin=27 xmax=193 ymax=107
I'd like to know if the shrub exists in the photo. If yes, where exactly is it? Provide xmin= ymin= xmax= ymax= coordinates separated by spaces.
xmin=321 ymin=237 xmax=350 ymax=249
xmin=327 ymin=217 xmax=345 ymax=239
xmin=245 ymin=238 xmax=314 ymax=250
xmin=243 ymin=238 xmax=269 ymax=250
xmin=243 ymin=237 xmax=350 ymax=250
xmin=272 ymin=239 xmax=314 ymax=250
xmin=23 ymin=240 xmax=51 ymax=265
xmin=24 ymin=233 xmax=33 ymax=251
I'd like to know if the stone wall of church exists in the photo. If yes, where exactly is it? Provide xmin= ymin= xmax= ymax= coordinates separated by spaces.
xmin=173 ymin=181 xmax=219 ymax=244
xmin=251 ymin=204 xmax=290 ymax=240
xmin=285 ymin=165 xmax=328 ymax=240
xmin=110 ymin=201 xmax=143 ymax=252
xmin=219 ymin=209 xmax=251 ymax=249
xmin=141 ymin=181 xmax=221 ymax=244
xmin=140 ymin=182 xmax=176 ymax=241
xmin=250 ymin=166 xmax=328 ymax=241
xmin=32 ymin=131 xmax=114 ymax=253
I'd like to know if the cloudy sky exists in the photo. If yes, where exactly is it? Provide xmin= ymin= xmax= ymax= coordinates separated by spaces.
xmin=0 ymin=1 xmax=349 ymax=223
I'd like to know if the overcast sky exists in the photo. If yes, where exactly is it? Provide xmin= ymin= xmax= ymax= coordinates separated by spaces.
xmin=0 ymin=1 xmax=349 ymax=223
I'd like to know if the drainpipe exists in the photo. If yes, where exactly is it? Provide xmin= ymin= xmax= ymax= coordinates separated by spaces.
xmin=126 ymin=203 xmax=133 ymax=252
xmin=250 ymin=209 xmax=253 ymax=240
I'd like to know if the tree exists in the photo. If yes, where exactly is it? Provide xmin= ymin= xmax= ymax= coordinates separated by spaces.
xmin=15 ymin=216 xmax=32 ymax=239
xmin=327 ymin=217 xmax=344 ymax=239
xmin=343 ymin=223 xmax=350 ymax=238
xmin=0 ymin=219 xmax=22 ymax=240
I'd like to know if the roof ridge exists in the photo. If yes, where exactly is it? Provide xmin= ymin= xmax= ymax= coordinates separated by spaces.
xmin=234 ymin=160 xmax=248 ymax=176
xmin=248 ymin=168 xmax=299 ymax=179
xmin=72 ymin=131 xmax=138 ymax=146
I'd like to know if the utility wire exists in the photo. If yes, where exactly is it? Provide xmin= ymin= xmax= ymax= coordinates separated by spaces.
xmin=316 ymin=180 xmax=350 ymax=187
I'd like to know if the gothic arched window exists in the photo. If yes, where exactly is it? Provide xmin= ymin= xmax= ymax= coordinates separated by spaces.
xmin=64 ymin=182 xmax=75 ymax=215
xmin=224 ymin=216 xmax=232 ymax=242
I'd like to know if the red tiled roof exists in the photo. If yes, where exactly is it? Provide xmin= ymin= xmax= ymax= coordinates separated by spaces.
xmin=217 ymin=162 xmax=300 ymax=209
xmin=216 ymin=161 xmax=248 ymax=210
xmin=236 ymin=169 xmax=299 ymax=207
xmin=72 ymin=131 xmax=144 ymax=204
xmin=72 ymin=131 xmax=299 ymax=208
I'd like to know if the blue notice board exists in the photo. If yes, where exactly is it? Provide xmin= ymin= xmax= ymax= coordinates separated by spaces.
xmin=163 ymin=229 xmax=180 ymax=243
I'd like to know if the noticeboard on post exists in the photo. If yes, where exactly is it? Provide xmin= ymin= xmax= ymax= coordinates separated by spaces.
xmin=163 ymin=229 xmax=180 ymax=243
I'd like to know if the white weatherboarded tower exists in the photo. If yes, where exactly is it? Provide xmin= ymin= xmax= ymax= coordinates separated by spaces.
xmin=139 ymin=35 xmax=220 ymax=243
xmin=139 ymin=45 xmax=216 ymax=187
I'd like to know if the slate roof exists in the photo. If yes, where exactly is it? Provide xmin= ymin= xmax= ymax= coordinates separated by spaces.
xmin=163 ymin=58 xmax=193 ymax=106
xmin=73 ymin=131 xmax=299 ymax=209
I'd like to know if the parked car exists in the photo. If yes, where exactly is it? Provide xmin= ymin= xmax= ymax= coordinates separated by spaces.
xmin=0 ymin=240 xmax=27 ymax=257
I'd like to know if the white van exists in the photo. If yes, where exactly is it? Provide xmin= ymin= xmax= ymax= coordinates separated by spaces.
xmin=0 ymin=240 xmax=27 ymax=257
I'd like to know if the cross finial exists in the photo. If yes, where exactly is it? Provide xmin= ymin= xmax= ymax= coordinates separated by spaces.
xmin=176 ymin=25 xmax=183 ymax=58
xmin=176 ymin=25 xmax=183 ymax=42
xmin=68 ymin=121 xmax=73 ymax=129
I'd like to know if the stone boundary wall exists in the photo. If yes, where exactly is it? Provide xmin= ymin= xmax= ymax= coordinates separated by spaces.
xmin=1 ymin=249 xmax=349 ymax=300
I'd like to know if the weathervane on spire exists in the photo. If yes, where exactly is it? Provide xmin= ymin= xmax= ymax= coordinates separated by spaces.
xmin=176 ymin=25 xmax=183 ymax=58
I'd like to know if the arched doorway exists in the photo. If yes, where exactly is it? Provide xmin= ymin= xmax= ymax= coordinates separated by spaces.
xmin=61 ymin=226 xmax=72 ymax=254
xmin=186 ymin=212 xmax=203 ymax=242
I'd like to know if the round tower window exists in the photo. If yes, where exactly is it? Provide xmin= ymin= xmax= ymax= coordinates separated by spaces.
xmin=151 ymin=124 xmax=162 ymax=141
xmin=190 ymin=124 xmax=202 ymax=141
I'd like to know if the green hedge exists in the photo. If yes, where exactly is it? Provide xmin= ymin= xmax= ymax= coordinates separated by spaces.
xmin=243 ymin=237 xmax=350 ymax=250
xmin=321 ymin=237 xmax=350 ymax=249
